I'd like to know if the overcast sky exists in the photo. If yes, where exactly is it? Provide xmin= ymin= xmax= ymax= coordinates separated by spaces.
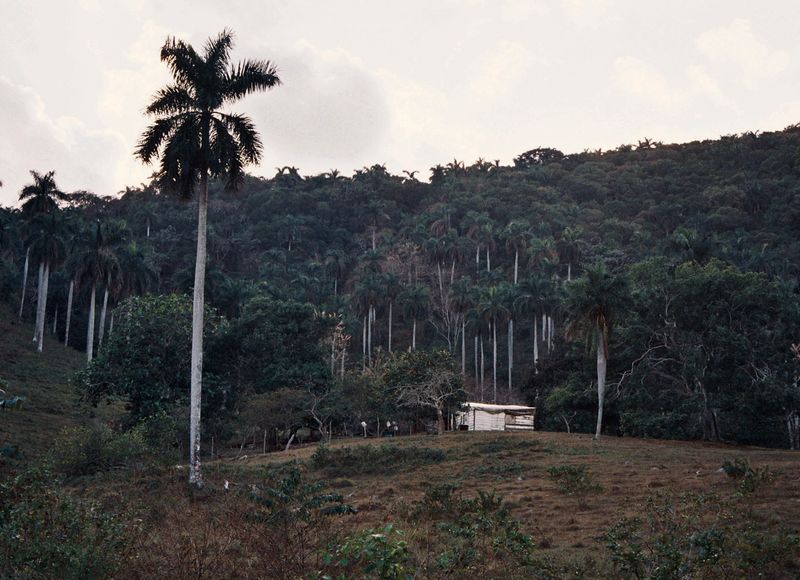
xmin=2 ymin=0 xmax=799 ymax=206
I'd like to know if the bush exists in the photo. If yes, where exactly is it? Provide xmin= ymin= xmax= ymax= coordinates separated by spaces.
xmin=49 ymin=419 xmax=178 ymax=476
xmin=548 ymin=464 xmax=602 ymax=497
xmin=321 ymin=524 xmax=413 ymax=579
xmin=310 ymin=443 xmax=446 ymax=477
xmin=0 ymin=468 xmax=136 ymax=578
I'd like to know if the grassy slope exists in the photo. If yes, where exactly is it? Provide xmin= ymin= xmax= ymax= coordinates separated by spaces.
xmin=238 ymin=431 xmax=800 ymax=564
xmin=0 ymin=305 xmax=115 ymax=468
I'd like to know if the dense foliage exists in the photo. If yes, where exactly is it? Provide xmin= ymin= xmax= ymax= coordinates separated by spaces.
xmin=3 ymin=127 xmax=800 ymax=447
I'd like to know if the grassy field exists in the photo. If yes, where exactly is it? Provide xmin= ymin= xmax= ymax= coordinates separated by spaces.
xmin=238 ymin=430 xmax=800 ymax=564
xmin=0 ymin=306 xmax=119 ymax=469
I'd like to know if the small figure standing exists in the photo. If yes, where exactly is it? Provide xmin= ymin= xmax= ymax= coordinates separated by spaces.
xmin=360 ymin=420 xmax=368 ymax=438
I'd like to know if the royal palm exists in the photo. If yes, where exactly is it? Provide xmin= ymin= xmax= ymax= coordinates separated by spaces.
xmin=136 ymin=30 xmax=280 ymax=487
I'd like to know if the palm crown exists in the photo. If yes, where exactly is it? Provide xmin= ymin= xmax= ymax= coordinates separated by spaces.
xmin=135 ymin=29 xmax=281 ymax=193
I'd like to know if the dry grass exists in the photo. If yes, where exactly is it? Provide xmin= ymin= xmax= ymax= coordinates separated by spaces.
xmin=236 ymin=430 xmax=800 ymax=563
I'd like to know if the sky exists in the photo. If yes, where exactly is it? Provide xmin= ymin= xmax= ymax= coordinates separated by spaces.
xmin=1 ymin=0 xmax=800 ymax=206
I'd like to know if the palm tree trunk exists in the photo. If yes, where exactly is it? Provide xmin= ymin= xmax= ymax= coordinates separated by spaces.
xmin=533 ymin=318 xmax=539 ymax=373
xmin=567 ymin=262 xmax=572 ymax=282
xmin=362 ymin=315 xmax=367 ymax=368
xmin=188 ymin=175 xmax=209 ymax=489
xmin=541 ymin=314 xmax=547 ymax=356
xmin=595 ymin=327 xmax=607 ymax=439
xmin=52 ymin=305 xmax=58 ymax=335
xmin=86 ymin=281 xmax=97 ymax=362
xmin=33 ymin=261 xmax=44 ymax=340
xmin=388 ymin=301 xmax=393 ymax=353
xmin=508 ymin=319 xmax=513 ymax=392
xmin=367 ymin=304 xmax=372 ymax=364
xmin=36 ymin=262 xmax=49 ymax=352
xmin=98 ymin=276 xmax=110 ymax=349
xmin=330 ymin=331 xmax=336 ymax=374
xmin=473 ymin=334 xmax=478 ymax=381
xmin=480 ymin=334 xmax=485 ymax=401
xmin=492 ymin=319 xmax=497 ymax=403
xmin=461 ymin=320 xmax=466 ymax=375
xmin=475 ymin=244 xmax=480 ymax=273
xmin=146 ymin=218 xmax=151 ymax=238
xmin=514 ymin=250 xmax=519 ymax=284
xmin=486 ymin=247 xmax=490 ymax=272
xmin=412 ymin=318 xmax=417 ymax=350
xmin=19 ymin=247 xmax=30 ymax=318
xmin=65 ymin=279 xmax=74 ymax=347
xmin=108 ymin=312 xmax=114 ymax=339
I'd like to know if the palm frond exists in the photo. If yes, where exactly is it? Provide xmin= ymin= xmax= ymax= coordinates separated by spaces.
xmin=204 ymin=28 xmax=234 ymax=77
xmin=160 ymin=37 xmax=201 ymax=88
xmin=217 ymin=112 xmax=262 ymax=164
xmin=146 ymin=85 xmax=195 ymax=116
xmin=209 ymin=117 xmax=243 ymax=190
xmin=136 ymin=116 xmax=183 ymax=164
xmin=222 ymin=59 xmax=281 ymax=103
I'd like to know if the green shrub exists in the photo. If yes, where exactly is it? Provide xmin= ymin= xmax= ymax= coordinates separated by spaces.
xmin=548 ymin=464 xmax=602 ymax=496
xmin=721 ymin=457 xmax=777 ymax=497
xmin=49 ymin=420 xmax=177 ymax=477
xmin=310 ymin=443 xmax=446 ymax=477
xmin=0 ymin=468 xmax=136 ymax=578
xmin=321 ymin=524 xmax=413 ymax=579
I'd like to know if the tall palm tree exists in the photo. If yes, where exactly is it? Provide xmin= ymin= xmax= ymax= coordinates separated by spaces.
xmin=503 ymin=219 xmax=531 ymax=285
xmin=383 ymin=272 xmax=402 ymax=352
xmin=477 ymin=285 xmax=510 ymax=403
xmin=515 ymin=274 xmax=551 ymax=373
xmin=565 ymin=264 xmax=627 ymax=439
xmin=18 ymin=170 xmax=67 ymax=320
xmin=26 ymin=213 xmax=66 ymax=352
xmin=75 ymin=222 xmax=118 ymax=363
xmin=448 ymin=278 xmax=475 ymax=375
xmin=401 ymin=284 xmax=430 ymax=350
xmin=136 ymin=30 xmax=280 ymax=488
xmin=557 ymin=226 xmax=582 ymax=282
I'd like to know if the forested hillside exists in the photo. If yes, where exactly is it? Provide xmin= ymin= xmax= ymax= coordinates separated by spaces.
xmin=2 ymin=127 xmax=800 ymax=449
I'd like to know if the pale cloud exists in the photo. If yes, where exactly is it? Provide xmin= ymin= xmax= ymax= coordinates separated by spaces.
xmin=686 ymin=65 xmax=740 ymax=113
xmin=561 ymin=0 xmax=616 ymax=28
xmin=613 ymin=57 xmax=685 ymax=108
xmin=470 ymin=41 xmax=543 ymax=102
xmin=0 ymin=77 xmax=129 ymax=205
xmin=696 ymin=19 xmax=789 ymax=87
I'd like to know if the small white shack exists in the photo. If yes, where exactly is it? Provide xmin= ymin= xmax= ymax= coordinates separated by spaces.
xmin=456 ymin=402 xmax=536 ymax=432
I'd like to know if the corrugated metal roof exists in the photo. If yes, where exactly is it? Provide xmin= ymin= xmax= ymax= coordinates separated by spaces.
xmin=461 ymin=402 xmax=536 ymax=412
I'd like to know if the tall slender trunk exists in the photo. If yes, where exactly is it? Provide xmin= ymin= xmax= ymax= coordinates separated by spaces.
xmin=98 ymin=275 xmax=110 ymax=349
xmin=475 ymin=245 xmax=480 ymax=273
xmin=188 ymin=174 xmax=209 ymax=489
xmin=330 ymin=331 xmax=336 ymax=374
xmin=508 ymin=319 xmax=513 ymax=392
xmin=595 ymin=326 xmax=607 ymax=439
xmin=486 ymin=247 xmax=490 ymax=272
xmin=436 ymin=405 xmax=445 ymax=435
xmin=36 ymin=262 xmax=49 ymax=352
xmin=108 ymin=312 xmax=114 ymax=339
xmin=549 ymin=316 xmax=554 ymax=352
xmin=362 ymin=315 xmax=367 ymax=368
xmin=146 ymin=218 xmax=151 ymax=238
xmin=412 ymin=318 xmax=417 ymax=350
xmin=33 ymin=262 xmax=44 ymax=341
xmin=492 ymin=319 xmax=497 ymax=403
xmin=333 ymin=277 xmax=338 ymax=296
xmin=340 ymin=349 xmax=345 ymax=377
xmin=541 ymin=314 xmax=547 ymax=356
xmin=19 ymin=247 xmax=30 ymax=318
xmin=480 ymin=334 xmax=485 ymax=401
xmin=86 ymin=282 xmax=96 ymax=362
xmin=461 ymin=320 xmax=466 ymax=375
xmin=367 ymin=304 xmax=372 ymax=364
xmin=514 ymin=250 xmax=519 ymax=284
xmin=450 ymin=259 xmax=455 ymax=286
xmin=567 ymin=262 xmax=572 ymax=282
xmin=52 ymin=305 xmax=58 ymax=335
xmin=65 ymin=279 xmax=74 ymax=347
xmin=473 ymin=334 xmax=478 ymax=382
xmin=388 ymin=301 xmax=393 ymax=353
xmin=533 ymin=318 xmax=539 ymax=373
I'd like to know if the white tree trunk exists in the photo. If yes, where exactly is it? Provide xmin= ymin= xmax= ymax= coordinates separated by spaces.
xmin=362 ymin=315 xmax=367 ymax=366
xmin=330 ymin=331 xmax=336 ymax=374
xmin=486 ymin=247 xmax=490 ymax=272
xmin=514 ymin=250 xmax=519 ymax=284
xmin=146 ymin=218 xmax=151 ymax=238
xmin=480 ymin=334 xmax=485 ymax=401
xmin=52 ymin=305 xmax=58 ymax=335
xmin=98 ymin=279 xmax=109 ymax=349
xmin=508 ymin=319 xmax=513 ymax=391
xmin=412 ymin=318 xmax=417 ymax=350
xmin=36 ymin=262 xmax=49 ymax=352
xmin=65 ymin=279 xmax=74 ymax=347
xmin=86 ymin=281 xmax=96 ymax=362
xmin=595 ymin=327 xmax=607 ymax=439
xmin=461 ymin=319 xmax=466 ymax=375
xmin=108 ymin=312 xmax=114 ymax=339
xmin=19 ymin=247 xmax=30 ymax=318
xmin=188 ymin=177 xmax=209 ymax=488
xmin=475 ymin=245 xmax=480 ymax=273
xmin=367 ymin=304 xmax=372 ymax=363
xmin=567 ymin=262 xmax=572 ymax=282
xmin=473 ymin=333 xmax=478 ymax=381
xmin=33 ymin=261 xmax=44 ymax=341
xmin=541 ymin=314 xmax=547 ymax=355
xmin=388 ymin=301 xmax=393 ymax=352
xmin=533 ymin=318 xmax=539 ymax=373
xmin=492 ymin=319 xmax=497 ymax=402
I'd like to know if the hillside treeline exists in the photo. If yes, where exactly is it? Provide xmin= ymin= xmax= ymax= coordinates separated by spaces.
xmin=2 ymin=127 xmax=799 ymax=448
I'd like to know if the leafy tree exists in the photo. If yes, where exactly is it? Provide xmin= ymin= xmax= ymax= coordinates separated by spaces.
xmin=135 ymin=29 xmax=280 ymax=487
xmin=565 ymin=264 xmax=627 ymax=439
xmin=383 ymin=349 xmax=466 ymax=435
